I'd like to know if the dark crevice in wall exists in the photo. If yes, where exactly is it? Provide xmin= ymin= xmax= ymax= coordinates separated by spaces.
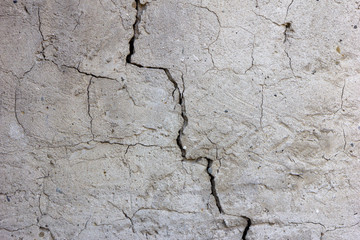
xmin=125 ymin=3 xmax=251 ymax=236
xmin=283 ymin=22 xmax=293 ymax=43
xmin=206 ymin=158 xmax=223 ymax=214
xmin=241 ymin=216 xmax=252 ymax=240
xmin=126 ymin=0 xmax=145 ymax=64
xmin=176 ymin=74 xmax=188 ymax=157
xmin=127 ymin=63 xmax=187 ymax=158
xmin=125 ymin=0 xmax=187 ymax=159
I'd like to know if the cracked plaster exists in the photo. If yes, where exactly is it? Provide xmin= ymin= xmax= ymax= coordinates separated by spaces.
xmin=1 ymin=0 xmax=360 ymax=239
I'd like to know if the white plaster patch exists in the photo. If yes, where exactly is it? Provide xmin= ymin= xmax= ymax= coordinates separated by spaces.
xmin=9 ymin=123 xmax=24 ymax=140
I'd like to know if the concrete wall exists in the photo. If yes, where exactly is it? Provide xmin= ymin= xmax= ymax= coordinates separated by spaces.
xmin=1 ymin=0 xmax=359 ymax=239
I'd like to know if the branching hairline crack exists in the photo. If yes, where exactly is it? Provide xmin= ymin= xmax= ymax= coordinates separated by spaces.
xmin=37 ymin=7 xmax=46 ymax=59
xmin=284 ymin=49 xmax=294 ymax=75
xmin=260 ymin=84 xmax=264 ymax=128
xmin=285 ymin=0 xmax=295 ymax=21
xmin=340 ymin=79 xmax=346 ymax=111
xmin=62 ymin=64 xmax=117 ymax=81
xmin=87 ymin=77 xmax=94 ymax=140
xmin=122 ymin=210 xmax=136 ymax=233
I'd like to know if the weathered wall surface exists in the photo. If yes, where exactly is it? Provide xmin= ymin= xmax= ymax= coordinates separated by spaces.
xmin=1 ymin=0 xmax=359 ymax=239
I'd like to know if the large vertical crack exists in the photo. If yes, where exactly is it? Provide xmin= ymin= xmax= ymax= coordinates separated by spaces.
xmin=206 ymin=158 xmax=223 ymax=214
xmin=126 ymin=0 xmax=144 ymax=64
xmin=206 ymin=156 xmax=252 ymax=237
xmin=125 ymin=0 xmax=188 ymax=158
xmin=176 ymin=74 xmax=188 ymax=157
xmin=125 ymin=2 xmax=251 ymax=237
xmin=241 ymin=216 xmax=252 ymax=240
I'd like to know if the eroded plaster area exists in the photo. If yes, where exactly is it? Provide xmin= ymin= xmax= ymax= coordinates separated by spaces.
xmin=1 ymin=0 xmax=359 ymax=239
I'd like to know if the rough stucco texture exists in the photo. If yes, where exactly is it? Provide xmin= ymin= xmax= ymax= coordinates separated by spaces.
xmin=1 ymin=0 xmax=360 ymax=239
